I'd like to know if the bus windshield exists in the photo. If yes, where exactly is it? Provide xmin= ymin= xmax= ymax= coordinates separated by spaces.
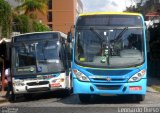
xmin=75 ymin=15 xmax=144 ymax=68
xmin=14 ymin=36 xmax=66 ymax=75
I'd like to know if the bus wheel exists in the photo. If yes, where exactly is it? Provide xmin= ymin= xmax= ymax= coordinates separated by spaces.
xmin=136 ymin=94 xmax=145 ymax=101
xmin=69 ymin=74 xmax=73 ymax=94
xmin=61 ymin=89 xmax=71 ymax=97
xmin=10 ymin=93 xmax=17 ymax=102
xmin=24 ymin=94 xmax=33 ymax=100
xmin=79 ymin=94 xmax=91 ymax=103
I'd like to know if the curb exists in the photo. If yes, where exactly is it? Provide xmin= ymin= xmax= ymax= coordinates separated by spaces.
xmin=150 ymin=85 xmax=160 ymax=92
xmin=147 ymin=86 xmax=159 ymax=93
xmin=0 ymin=91 xmax=8 ymax=104
xmin=0 ymin=98 xmax=8 ymax=104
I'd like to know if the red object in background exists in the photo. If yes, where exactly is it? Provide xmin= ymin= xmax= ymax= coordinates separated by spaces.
xmin=4 ymin=79 xmax=8 ymax=87
xmin=145 ymin=12 xmax=160 ymax=17
xmin=1 ymin=59 xmax=5 ymax=91
xmin=0 ymin=78 xmax=8 ymax=90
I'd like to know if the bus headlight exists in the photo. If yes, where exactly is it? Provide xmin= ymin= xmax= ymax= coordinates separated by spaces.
xmin=14 ymin=82 xmax=25 ymax=86
xmin=128 ymin=69 xmax=146 ymax=82
xmin=73 ymin=69 xmax=90 ymax=82
xmin=52 ymin=78 xmax=64 ymax=83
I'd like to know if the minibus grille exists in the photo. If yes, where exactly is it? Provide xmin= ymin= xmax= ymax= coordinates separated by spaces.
xmin=90 ymin=77 xmax=126 ymax=83
xmin=27 ymin=81 xmax=49 ymax=86
xmin=86 ymin=69 xmax=131 ymax=76
xmin=27 ymin=87 xmax=50 ymax=92
xmin=96 ymin=85 xmax=121 ymax=90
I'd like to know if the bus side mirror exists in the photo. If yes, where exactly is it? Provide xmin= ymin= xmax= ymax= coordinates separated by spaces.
xmin=67 ymin=32 xmax=72 ymax=43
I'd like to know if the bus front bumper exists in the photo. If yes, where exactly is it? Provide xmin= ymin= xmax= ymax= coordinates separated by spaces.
xmin=13 ymin=84 xmax=67 ymax=94
xmin=73 ymin=78 xmax=147 ymax=95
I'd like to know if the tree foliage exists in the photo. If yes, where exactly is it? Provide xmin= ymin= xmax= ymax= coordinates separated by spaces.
xmin=0 ymin=0 xmax=50 ymax=38
xmin=13 ymin=15 xmax=50 ymax=33
xmin=15 ymin=0 xmax=48 ymax=18
xmin=33 ymin=21 xmax=51 ymax=32
xmin=13 ymin=15 xmax=32 ymax=33
xmin=0 ymin=0 xmax=12 ymax=38
xmin=13 ymin=0 xmax=50 ymax=32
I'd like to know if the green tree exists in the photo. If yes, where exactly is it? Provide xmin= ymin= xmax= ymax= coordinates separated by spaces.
xmin=13 ymin=0 xmax=50 ymax=33
xmin=33 ymin=21 xmax=51 ymax=32
xmin=15 ymin=0 xmax=48 ymax=18
xmin=0 ymin=0 xmax=12 ymax=38
xmin=13 ymin=15 xmax=50 ymax=33
xmin=13 ymin=15 xmax=32 ymax=33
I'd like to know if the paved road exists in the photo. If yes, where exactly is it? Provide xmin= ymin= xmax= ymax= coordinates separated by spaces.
xmin=0 ymin=88 xmax=160 ymax=113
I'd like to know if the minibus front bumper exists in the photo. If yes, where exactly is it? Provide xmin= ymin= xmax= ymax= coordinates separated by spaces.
xmin=73 ymin=78 xmax=147 ymax=95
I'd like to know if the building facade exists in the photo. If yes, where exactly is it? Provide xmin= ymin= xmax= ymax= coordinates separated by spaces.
xmin=37 ymin=0 xmax=83 ymax=34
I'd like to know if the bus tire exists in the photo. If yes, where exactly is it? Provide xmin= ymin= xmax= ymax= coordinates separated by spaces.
xmin=24 ymin=94 xmax=33 ymax=100
xmin=69 ymin=74 xmax=73 ymax=94
xmin=10 ymin=93 xmax=17 ymax=102
xmin=136 ymin=94 xmax=145 ymax=101
xmin=65 ymin=88 xmax=73 ymax=96
xmin=79 ymin=94 xmax=91 ymax=103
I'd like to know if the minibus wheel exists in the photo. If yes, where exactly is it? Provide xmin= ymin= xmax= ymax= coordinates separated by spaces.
xmin=24 ymin=94 xmax=33 ymax=100
xmin=69 ymin=73 xmax=73 ymax=94
xmin=136 ymin=94 xmax=145 ymax=101
xmin=79 ymin=94 xmax=91 ymax=103
xmin=10 ymin=93 xmax=17 ymax=102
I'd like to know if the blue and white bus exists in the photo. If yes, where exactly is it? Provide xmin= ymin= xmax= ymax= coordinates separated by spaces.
xmin=68 ymin=12 xmax=147 ymax=103
xmin=11 ymin=31 xmax=71 ymax=101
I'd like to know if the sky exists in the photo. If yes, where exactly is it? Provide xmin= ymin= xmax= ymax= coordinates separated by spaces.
xmin=81 ymin=0 xmax=143 ymax=12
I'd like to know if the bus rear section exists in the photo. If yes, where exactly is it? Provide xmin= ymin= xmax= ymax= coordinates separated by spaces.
xmin=11 ymin=32 xmax=71 ymax=101
xmin=71 ymin=12 xmax=147 ymax=103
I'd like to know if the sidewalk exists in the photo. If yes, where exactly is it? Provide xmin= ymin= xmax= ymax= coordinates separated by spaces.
xmin=147 ymin=76 xmax=160 ymax=93
xmin=148 ymin=76 xmax=160 ymax=86
xmin=0 ymin=91 xmax=8 ymax=104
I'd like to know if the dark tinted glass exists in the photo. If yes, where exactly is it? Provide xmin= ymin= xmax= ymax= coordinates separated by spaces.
xmin=14 ymin=33 xmax=58 ymax=42
xmin=48 ymin=0 xmax=52 ymax=9
xmin=77 ymin=15 xmax=143 ymax=26
xmin=48 ymin=12 xmax=52 ymax=22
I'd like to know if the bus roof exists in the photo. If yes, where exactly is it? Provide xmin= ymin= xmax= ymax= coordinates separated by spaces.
xmin=79 ymin=12 xmax=142 ymax=17
xmin=13 ymin=31 xmax=67 ymax=39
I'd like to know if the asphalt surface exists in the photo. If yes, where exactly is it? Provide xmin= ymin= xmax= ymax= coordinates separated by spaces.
xmin=0 ymin=88 xmax=160 ymax=113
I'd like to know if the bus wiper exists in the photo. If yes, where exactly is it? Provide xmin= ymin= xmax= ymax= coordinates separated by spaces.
xmin=42 ymin=41 xmax=49 ymax=61
xmin=89 ymin=27 xmax=112 ymax=65
xmin=89 ymin=27 xmax=106 ymax=42
xmin=31 ymin=43 xmax=39 ymax=72
xmin=22 ymin=42 xmax=29 ymax=53
xmin=112 ymin=27 xmax=128 ymax=43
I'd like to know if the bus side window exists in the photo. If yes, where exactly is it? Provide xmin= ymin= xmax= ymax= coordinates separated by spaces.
xmin=60 ymin=43 xmax=67 ymax=69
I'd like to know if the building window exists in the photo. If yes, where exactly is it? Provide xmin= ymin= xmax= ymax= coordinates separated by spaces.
xmin=48 ymin=24 xmax=52 ymax=29
xmin=48 ymin=0 xmax=52 ymax=9
xmin=48 ymin=12 xmax=52 ymax=22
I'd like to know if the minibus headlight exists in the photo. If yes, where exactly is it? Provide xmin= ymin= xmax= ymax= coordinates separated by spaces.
xmin=14 ymin=81 xmax=25 ymax=86
xmin=15 ymin=83 xmax=25 ymax=86
xmin=52 ymin=78 xmax=64 ymax=83
xmin=128 ymin=69 xmax=146 ymax=82
xmin=73 ymin=69 xmax=90 ymax=82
